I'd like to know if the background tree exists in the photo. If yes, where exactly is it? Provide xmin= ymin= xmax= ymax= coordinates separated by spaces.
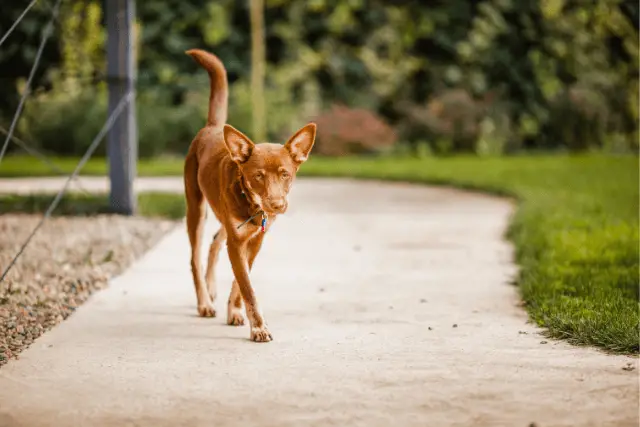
xmin=250 ymin=0 xmax=266 ymax=142
xmin=0 ymin=0 xmax=636 ymax=157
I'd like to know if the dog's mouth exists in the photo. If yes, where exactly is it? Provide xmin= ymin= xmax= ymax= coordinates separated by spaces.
xmin=265 ymin=208 xmax=287 ymax=216
xmin=263 ymin=203 xmax=288 ymax=215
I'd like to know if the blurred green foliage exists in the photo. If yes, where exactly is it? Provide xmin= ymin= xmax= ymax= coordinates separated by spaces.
xmin=0 ymin=0 xmax=637 ymax=156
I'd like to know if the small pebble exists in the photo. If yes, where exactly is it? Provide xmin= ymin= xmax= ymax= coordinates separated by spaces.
xmin=419 ymin=298 xmax=427 ymax=303
xmin=428 ymin=327 xmax=432 ymax=331
xmin=540 ymin=341 xmax=548 ymax=344
xmin=452 ymin=324 xmax=458 ymax=328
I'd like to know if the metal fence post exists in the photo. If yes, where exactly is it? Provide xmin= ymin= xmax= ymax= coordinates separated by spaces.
xmin=106 ymin=0 xmax=137 ymax=215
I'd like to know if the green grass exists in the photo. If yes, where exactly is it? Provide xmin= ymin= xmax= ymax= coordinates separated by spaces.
xmin=0 ymin=192 xmax=185 ymax=220
xmin=0 ymin=155 xmax=184 ymax=177
xmin=1 ymin=153 xmax=638 ymax=353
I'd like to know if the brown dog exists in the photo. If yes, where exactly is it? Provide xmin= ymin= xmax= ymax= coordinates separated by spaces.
xmin=183 ymin=49 xmax=316 ymax=342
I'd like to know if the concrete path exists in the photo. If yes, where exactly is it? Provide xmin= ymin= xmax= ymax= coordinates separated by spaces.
xmin=0 ymin=178 xmax=637 ymax=427
xmin=0 ymin=176 xmax=184 ymax=194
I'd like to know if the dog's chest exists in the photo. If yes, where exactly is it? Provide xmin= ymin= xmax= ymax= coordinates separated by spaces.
xmin=234 ymin=215 xmax=276 ymax=240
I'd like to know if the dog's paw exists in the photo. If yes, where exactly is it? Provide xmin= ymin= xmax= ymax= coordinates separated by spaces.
xmin=250 ymin=326 xmax=273 ymax=343
xmin=197 ymin=303 xmax=217 ymax=318
xmin=227 ymin=309 xmax=245 ymax=326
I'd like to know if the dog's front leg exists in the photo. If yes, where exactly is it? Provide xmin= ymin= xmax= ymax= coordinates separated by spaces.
xmin=227 ymin=231 xmax=265 ymax=326
xmin=226 ymin=235 xmax=272 ymax=342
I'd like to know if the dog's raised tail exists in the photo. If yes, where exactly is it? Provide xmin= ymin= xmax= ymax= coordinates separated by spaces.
xmin=186 ymin=49 xmax=228 ymax=127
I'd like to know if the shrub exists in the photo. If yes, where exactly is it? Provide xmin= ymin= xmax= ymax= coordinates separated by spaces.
xmin=17 ymin=76 xmax=312 ymax=159
xmin=19 ymin=83 xmax=207 ymax=159
xmin=312 ymin=104 xmax=397 ymax=156
xmin=136 ymin=88 xmax=206 ymax=157
xmin=19 ymin=83 xmax=108 ymax=157
xmin=542 ymin=83 xmax=637 ymax=153
xmin=397 ymin=89 xmax=524 ymax=156
xmin=396 ymin=89 xmax=484 ymax=155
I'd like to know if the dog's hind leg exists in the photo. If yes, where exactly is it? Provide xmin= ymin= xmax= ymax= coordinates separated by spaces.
xmin=184 ymin=153 xmax=216 ymax=317
xmin=205 ymin=227 xmax=227 ymax=304
xmin=227 ymin=279 xmax=244 ymax=326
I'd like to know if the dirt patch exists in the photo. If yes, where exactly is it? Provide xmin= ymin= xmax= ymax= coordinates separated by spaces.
xmin=0 ymin=214 xmax=177 ymax=367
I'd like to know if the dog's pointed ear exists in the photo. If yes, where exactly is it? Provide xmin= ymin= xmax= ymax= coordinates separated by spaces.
xmin=223 ymin=124 xmax=255 ymax=164
xmin=284 ymin=123 xmax=316 ymax=164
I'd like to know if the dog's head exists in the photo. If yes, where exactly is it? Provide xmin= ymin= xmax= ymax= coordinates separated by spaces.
xmin=223 ymin=123 xmax=316 ymax=215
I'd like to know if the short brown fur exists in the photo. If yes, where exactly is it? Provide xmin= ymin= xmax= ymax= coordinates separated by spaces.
xmin=183 ymin=49 xmax=316 ymax=342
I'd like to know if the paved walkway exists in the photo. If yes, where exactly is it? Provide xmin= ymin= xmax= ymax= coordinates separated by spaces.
xmin=0 ymin=178 xmax=637 ymax=427
xmin=0 ymin=176 xmax=184 ymax=194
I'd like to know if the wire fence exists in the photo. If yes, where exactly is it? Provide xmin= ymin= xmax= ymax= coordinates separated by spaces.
xmin=0 ymin=0 xmax=133 ymax=284
xmin=0 ymin=0 xmax=63 ymax=165
xmin=0 ymin=0 xmax=38 ymax=48
xmin=0 ymin=125 xmax=90 ymax=193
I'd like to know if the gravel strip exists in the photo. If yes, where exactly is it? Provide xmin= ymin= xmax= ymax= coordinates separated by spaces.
xmin=0 ymin=214 xmax=178 ymax=367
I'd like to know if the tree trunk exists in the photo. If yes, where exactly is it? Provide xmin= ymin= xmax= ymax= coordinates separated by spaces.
xmin=249 ymin=0 xmax=266 ymax=142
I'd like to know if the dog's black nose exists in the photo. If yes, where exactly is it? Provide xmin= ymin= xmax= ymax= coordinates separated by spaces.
xmin=271 ymin=199 xmax=286 ymax=210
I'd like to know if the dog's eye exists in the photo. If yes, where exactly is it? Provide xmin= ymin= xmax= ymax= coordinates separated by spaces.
xmin=281 ymin=171 xmax=290 ymax=180
xmin=254 ymin=173 xmax=263 ymax=181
